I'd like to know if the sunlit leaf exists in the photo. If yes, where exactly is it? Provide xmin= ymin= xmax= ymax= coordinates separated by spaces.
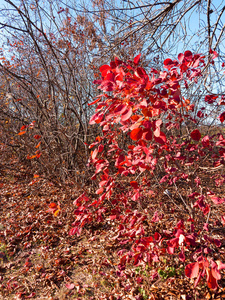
xmin=134 ymin=53 xmax=141 ymax=65
xmin=185 ymin=262 xmax=199 ymax=278
xmin=130 ymin=128 xmax=143 ymax=141
xmin=18 ymin=131 xmax=26 ymax=135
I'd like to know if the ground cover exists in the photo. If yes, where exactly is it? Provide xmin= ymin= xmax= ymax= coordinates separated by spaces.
xmin=1 ymin=157 xmax=225 ymax=300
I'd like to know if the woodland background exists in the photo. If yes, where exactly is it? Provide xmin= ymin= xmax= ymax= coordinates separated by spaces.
xmin=0 ymin=0 xmax=225 ymax=299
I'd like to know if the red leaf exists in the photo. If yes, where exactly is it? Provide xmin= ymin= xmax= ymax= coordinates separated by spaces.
xmin=167 ymin=237 xmax=179 ymax=249
xmin=99 ymin=64 xmax=111 ymax=75
xmin=178 ymin=53 xmax=184 ymax=62
xmin=73 ymin=193 xmax=89 ymax=206
xmin=88 ymin=97 xmax=101 ymax=106
xmin=96 ymin=187 xmax=104 ymax=195
xmin=205 ymin=95 xmax=218 ymax=104
xmin=216 ymin=260 xmax=225 ymax=271
xmin=119 ymin=255 xmax=127 ymax=266
xmin=194 ymin=270 xmax=202 ymax=288
xmin=163 ymin=58 xmax=173 ymax=69
xmin=201 ymin=135 xmax=210 ymax=147
xmin=211 ymin=261 xmax=221 ymax=280
xmin=219 ymin=112 xmax=225 ymax=123
xmin=132 ymin=191 xmax=140 ymax=201
xmin=130 ymin=128 xmax=143 ymax=141
xmin=185 ymin=262 xmax=199 ymax=278
xmin=142 ymin=129 xmax=152 ymax=141
xmin=114 ymin=57 xmax=123 ymax=66
xmin=34 ymin=135 xmax=41 ymax=140
xmin=65 ymin=283 xmax=75 ymax=290
xmin=130 ymin=181 xmax=139 ymax=189
xmin=154 ymin=119 xmax=162 ymax=128
xmin=154 ymin=131 xmax=167 ymax=144
xmin=184 ymin=50 xmax=192 ymax=59
xmin=36 ymin=151 xmax=42 ymax=158
xmin=153 ymin=127 xmax=160 ymax=137
xmin=115 ymin=155 xmax=125 ymax=167
xmin=179 ymin=248 xmax=186 ymax=262
xmin=221 ymin=216 xmax=225 ymax=226
xmin=98 ymin=144 xmax=104 ymax=153
xmin=190 ymin=129 xmax=201 ymax=141
xmin=209 ymin=196 xmax=225 ymax=205
xmin=197 ymin=111 xmax=204 ymax=118
xmin=121 ymin=107 xmax=132 ymax=121
xmin=151 ymin=211 xmax=159 ymax=222
xmin=203 ymin=223 xmax=209 ymax=231
xmin=69 ymin=227 xmax=78 ymax=236
xmin=163 ymin=58 xmax=178 ymax=70
xmin=135 ymin=67 xmax=147 ymax=78
xmin=209 ymin=49 xmax=218 ymax=59
xmin=167 ymin=246 xmax=175 ymax=254
xmin=49 ymin=203 xmax=57 ymax=209
xmin=91 ymin=148 xmax=98 ymax=160
xmin=206 ymin=268 xmax=219 ymax=290
xmin=99 ymin=80 xmax=115 ymax=91
xmin=20 ymin=125 xmax=28 ymax=130
xmin=89 ymin=112 xmax=104 ymax=125
xmin=134 ymin=53 xmax=141 ymax=65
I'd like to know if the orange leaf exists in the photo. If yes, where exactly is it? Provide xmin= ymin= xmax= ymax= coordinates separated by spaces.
xmin=27 ymin=154 xmax=37 ymax=159
xmin=35 ymin=141 xmax=41 ymax=148
xmin=36 ymin=70 xmax=41 ymax=77
xmin=49 ymin=202 xmax=57 ymax=209
xmin=35 ymin=151 xmax=42 ymax=158
xmin=54 ymin=209 xmax=60 ymax=217
xmin=130 ymin=128 xmax=143 ymax=141
xmin=18 ymin=131 xmax=26 ymax=135
xmin=142 ymin=108 xmax=153 ymax=117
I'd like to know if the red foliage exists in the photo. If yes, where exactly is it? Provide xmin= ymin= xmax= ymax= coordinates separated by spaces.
xmin=190 ymin=129 xmax=201 ymax=141
xmin=70 ymin=51 xmax=225 ymax=290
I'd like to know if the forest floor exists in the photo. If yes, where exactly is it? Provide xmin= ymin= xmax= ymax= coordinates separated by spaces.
xmin=1 ymin=158 xmax=225 ymax=300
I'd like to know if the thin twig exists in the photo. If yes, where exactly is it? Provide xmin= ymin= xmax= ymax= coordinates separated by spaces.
xmin=173 ymin=181 xmax=192 ymax=216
